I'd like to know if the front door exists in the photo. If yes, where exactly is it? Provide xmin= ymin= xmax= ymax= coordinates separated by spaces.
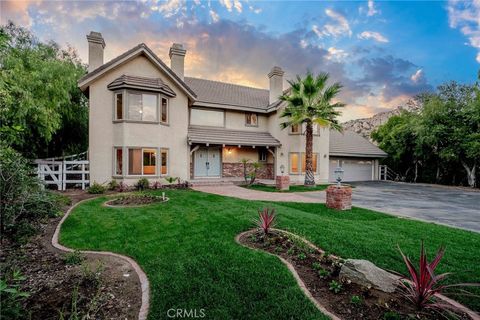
xmin=194 ymin=147 xmax=221 ymax=177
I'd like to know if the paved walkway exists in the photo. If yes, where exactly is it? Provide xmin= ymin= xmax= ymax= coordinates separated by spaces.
xmin=192 ymin=184 xmax=325 ymax=203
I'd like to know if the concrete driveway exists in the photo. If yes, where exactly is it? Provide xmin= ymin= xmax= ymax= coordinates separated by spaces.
xmin=342 ymin=182 xmax=479 ymax=232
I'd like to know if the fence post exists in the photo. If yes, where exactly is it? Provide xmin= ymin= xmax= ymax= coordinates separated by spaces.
xmin=62 ymin=160 xmax=66 ymax=191
xmin=81 ymin=162 xmax=85 ymax=190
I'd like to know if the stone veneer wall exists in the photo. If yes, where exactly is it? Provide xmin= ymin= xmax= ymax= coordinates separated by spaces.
xmin=222 ymin=163 xmax=274 ymax=179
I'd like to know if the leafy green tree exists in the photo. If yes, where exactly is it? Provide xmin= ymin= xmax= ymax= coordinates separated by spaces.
xmin=0 ymin=22 xmax=87 ymax=158
xmin=280 ymin=72 xmax=344 ymax=186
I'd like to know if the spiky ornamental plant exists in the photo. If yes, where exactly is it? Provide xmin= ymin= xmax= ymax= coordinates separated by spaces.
xmin=256 ymin=208 xmax=276 ymax=236
xmin=280 ymin=72 xmax=344 ymax=186
xmin=398 ymin=241 xmax=479 ymax=311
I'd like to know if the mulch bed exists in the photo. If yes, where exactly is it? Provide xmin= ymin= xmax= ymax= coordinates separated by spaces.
xmin=0 ymin=190 xmax=141 ymax=320
xmin=239 ymin=229 xmax=470 ymax=320
xmin=105 ymin=194 xmax=168 ymax=206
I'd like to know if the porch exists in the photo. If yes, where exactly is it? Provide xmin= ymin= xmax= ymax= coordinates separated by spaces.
xmin=187 ymin=127 xmax=281 ymax=181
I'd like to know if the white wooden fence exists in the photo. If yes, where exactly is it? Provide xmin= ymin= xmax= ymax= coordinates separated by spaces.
xmin=35 ymin=152 xmax=89 ymax=190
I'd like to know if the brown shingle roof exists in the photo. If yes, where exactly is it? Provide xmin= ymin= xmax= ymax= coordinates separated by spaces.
xmin=329 ymin=130 xmax=387 ymax=158
xmin=188 ymin=127 xmax=281 ymax=147
xmin=185 ymin=77 xmax=270 ymax=111
xmin=107 ymin=75 xmax=176 ymax=97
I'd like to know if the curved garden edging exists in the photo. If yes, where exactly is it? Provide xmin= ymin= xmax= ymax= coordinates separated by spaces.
xmin=236 ymin=228 xmax=480 ymax=320
xmin=52 ymin=197 xmax=150 ymax=320
xmin=103 ymin=196 xmax=170 ymax=208
xmin=235 ymin=229 xmax=341 ymax=320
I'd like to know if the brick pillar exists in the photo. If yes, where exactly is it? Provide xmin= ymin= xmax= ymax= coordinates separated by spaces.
xmin=276 ymin=175 xmax=290 ymax=191
xmin=326 ymin=185 xmax=352 ymax=210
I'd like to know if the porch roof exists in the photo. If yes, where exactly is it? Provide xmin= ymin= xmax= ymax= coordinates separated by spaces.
xmin=188 ymin=127 xmax=281 ymax=147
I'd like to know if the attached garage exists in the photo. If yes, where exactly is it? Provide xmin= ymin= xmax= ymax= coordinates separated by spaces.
xmin=329 ymin=130 xmax=387 ymax=182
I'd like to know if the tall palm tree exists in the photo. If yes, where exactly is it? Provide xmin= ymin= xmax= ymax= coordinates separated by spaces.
xmin=279 ymin=72 xmax=344 ymax=186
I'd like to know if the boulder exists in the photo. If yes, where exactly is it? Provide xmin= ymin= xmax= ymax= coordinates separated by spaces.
xmin=339 ymin=259 xmax=400 ymax=293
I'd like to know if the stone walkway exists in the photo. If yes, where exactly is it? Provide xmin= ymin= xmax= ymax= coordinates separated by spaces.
xmin=192 ymin=184 xmax=326 ymax=203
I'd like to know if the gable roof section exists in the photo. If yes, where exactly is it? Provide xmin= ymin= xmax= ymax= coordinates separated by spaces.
xmin=185 ymin=77 xmax=270 ymax=112
xmin=188 ymin=127 xmax=281 ymax=147
xmin=107 ymin=75 xmax=176 ymax=97
xmin=329 ymin=129 xmax=387 ymax=158
xmin=78 ymin=43 xmax=196 ymax=100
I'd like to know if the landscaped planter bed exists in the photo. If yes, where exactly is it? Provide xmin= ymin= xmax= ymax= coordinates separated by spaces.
xmin=238 ymin=229 xmax=471 ymax=320
xmin=104 ymin=194 xmax=169 ymax=207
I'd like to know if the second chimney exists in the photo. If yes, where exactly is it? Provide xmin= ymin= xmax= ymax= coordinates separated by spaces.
xmin=268 ymin=66 xmax=284 ymax=104
xmin=169 ymin=43 xmax=186 ymax=80
xmin=86 ymin=31 xmax=105 ymax=73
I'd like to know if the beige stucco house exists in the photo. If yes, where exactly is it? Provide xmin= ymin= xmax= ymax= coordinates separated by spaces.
xmin=79 ymin=31 xmax=386 ymax=186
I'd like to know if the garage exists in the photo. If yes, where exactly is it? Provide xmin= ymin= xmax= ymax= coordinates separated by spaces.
xmin=329 ymin=158 xmax=374 ymax=182
xmin=329 ymin=130 xmax=387 ymax=182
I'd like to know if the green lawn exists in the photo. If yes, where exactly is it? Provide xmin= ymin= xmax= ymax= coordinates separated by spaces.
xmin=60 ymin=190 xmax=480 ymax=319
xmin=245 ymin=184 xmax=330 ymax=192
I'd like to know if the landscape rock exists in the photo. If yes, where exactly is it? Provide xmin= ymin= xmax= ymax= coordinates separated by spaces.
xmin=339 ymin=259 xmax=401 ymax=293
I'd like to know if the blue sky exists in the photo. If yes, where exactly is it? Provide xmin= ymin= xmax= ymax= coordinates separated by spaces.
xmin=2 ymin=0 xmax=479 ymax=121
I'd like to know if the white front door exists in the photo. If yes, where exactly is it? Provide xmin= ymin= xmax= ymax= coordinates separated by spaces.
xmin=194 ymin=148 xmax=221 ymax=177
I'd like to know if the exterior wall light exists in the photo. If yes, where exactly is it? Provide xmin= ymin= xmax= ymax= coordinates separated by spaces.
xmin=280 ymin=164 xmax=285 ymax=175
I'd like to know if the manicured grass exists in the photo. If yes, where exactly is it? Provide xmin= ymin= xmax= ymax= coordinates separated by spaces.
xmin=245 ymin=184 xmax=330 ymax=192
xmin=60 ymin=190 xmax=480 ymax=319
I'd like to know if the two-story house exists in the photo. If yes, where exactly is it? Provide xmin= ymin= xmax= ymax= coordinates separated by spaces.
xmin=79 ymin=32 xmax=386 ymax=185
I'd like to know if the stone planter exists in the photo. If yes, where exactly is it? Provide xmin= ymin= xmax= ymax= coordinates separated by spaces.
xmin=276 ymin=175 xmax=290 ymax=191
xmin=326 ymin=185 xmax=352 ymax=210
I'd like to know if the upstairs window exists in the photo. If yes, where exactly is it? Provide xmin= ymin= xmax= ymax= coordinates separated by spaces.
xmin=190 ymin=108 xmax=224 ymax=127
xmin=115 ymin=93 xmax=123 ymax=120
xmin=245 ymin=113 xmax=258 ymax=126
xmin=161 ymin=97 xmax=168 ymax=123
xmin=128 ymin=93 xmax=158 ymax=122
xmin=291 ymin=124 xmax=300 ymax=134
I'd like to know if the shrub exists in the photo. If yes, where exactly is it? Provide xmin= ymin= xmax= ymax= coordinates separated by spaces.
xmin=398 ymin=241 xmax=479 ymax=310
xmin=117 ymin=181 xmax=128 ymax=192
xmin=164 ymin=176 xmax=178 ymax=184
xmin=151 ymin=181 xmax=162 ymax=189
xmin=318 ymin=268 xmax=330 ymax=279
xmin=312 ymin=262 xmax=322 ymax=270
xmin=256 ymin=208 xmax=276 ymax=235
xmin=297 ymin=252 xmax=306 ymax=260
xmin=350 ymin=295 xmax=362 ymax=305
xmin=328 ymin=280 xmax=343 ymax=293
xmin=383 ymin=311 xmax=401 ymax=320
xmin=0 ymin=269 xmax=29 ymax=319
xmin=64 ymin=250 xmax=84 ymax=265
xmin=87 ymin=181 xmax=106 ymax=194
xmin=136 ymin=178 xmax=150 ymax=191
xmin=107 ymin=180 xmax=119 ymax=191
xmin=0 ymin=146 xmax=63 ymax=241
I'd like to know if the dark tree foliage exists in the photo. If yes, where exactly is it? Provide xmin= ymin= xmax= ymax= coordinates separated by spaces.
xmin=0 ymin=22 xmax=88 ymax=159
xmin=372 ymin=81 xmax=480 ymax=188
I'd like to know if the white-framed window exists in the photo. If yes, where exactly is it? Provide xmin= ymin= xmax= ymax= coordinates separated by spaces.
xmin=114 ymin=91 xmax=170 ymax=123
xmin=114 ymin=147 xmax=123 ymax=175
xmin=127 ymin=148 xmax=157 ymax=175
xmin=127 ymin=92 xmax=158 ymax=122
xmin=290 ymin=152 xmax=318 ymax=174
xmin=161 ymin=148 xmax=169 ymax=175
xmin=245 ymin=112 xmax=258 ymax=126
xmin=190 ymin=108 xmax=224 ymax=127
xmin=259 ymin=149 xmax=267 ymax=162
xmin=161 ymin=97 xmax=168 ymax=124
xmin=115 ymin=92 xmax=123 ymax=120
xmin=290 ymin=124 xmax=301 ymax=134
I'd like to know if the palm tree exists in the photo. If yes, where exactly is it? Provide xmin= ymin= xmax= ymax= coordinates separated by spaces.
xmin=279 ymin=72 xmax=344 ymax=186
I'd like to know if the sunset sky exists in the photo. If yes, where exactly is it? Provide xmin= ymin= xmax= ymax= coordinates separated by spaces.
xmin=1 ymin=0 xmax=479 ymax=121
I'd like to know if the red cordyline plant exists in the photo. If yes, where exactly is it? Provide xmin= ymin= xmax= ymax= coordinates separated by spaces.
xmin=398 ymin=241 xmax=479 ymax=311
xmin=257 ymin=208 xmax=276 ymax=235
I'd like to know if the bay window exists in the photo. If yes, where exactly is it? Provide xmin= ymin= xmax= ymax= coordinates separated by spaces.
xmin=161 ymin=148 xmax=168 ymax=175
xmin=114 ymin=147 xmax=168 ymax=176
xmin=114 ymin=147 xmax=123 ymax=175
xmin=114 ymin=91 xmax=170 ymax=123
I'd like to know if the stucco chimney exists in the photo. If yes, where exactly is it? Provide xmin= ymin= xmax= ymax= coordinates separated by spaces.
xmin=169 ymin=43 xmax=186 ymax=80
xmin=268 ymin=66 xmax=284 ymax=104
xmin=86 ymin=31 xmax=105 ymax=73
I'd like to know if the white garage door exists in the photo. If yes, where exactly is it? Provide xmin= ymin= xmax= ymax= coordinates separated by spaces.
xmin=329 ymin=159 xmax=373 ymax=182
